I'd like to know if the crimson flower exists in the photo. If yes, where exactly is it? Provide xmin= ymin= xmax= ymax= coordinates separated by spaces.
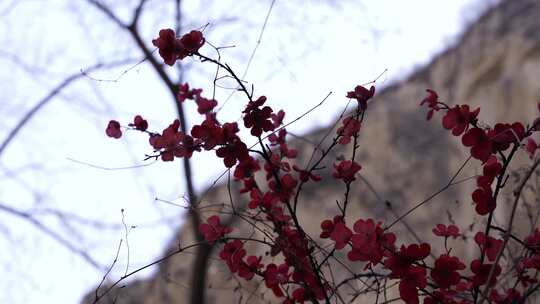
xmin=243 ymin=96 xmax=275 ymax=137
xmin=346 ymin=85 xmax=375 ymax=110
xmin=264 ymin=263 xmax=289 ymax=297
xmin=239 ymin=177 xmax=257 ymax=193
xmin=419 ymin=89 xmax=440 ymax=120
xmin=293 ymin=165 xmax=321 ymax=182
xmin=151 ymin=120 xmax=201 ymax=161
xmin=489 ymin=289 xmax=522 ymax=304
xmin=348 ymin=218 xmax=396 ymax=265
xmin=522 ymin=255 xmax=540 ymax=270
xmin=152 ymin=29 xmax=183 ymax=66
xmin=179 ymin=30 xmax=205 ymax=57
xmin=470 ymin=259 xmax=501 ymax=287
xmin=472 ymin=187 xmax=496 ymax=215
xmin=320 ymin=215 xmax=344 ymax=239
xmin=270 ymin=109 xmax=285 ymax=128
xmin=238 ymin=255 xmax=263 ymax=281
xmin=233 ymin=156 xmax=260 ymax=180
xmin=432 ymin=224 xmax=460 ymax=238
xmin=477 ymin=155 xmax=502 ymax=188
xmin=333 ymin=160 xmax=361 ymax=182
xmin=248 ymin=189 xmax=278 ymax=209
xmin=153 ymin=29 xmax=205 ymax=65
xmin=488 ymin=122 xmax=525 ymax=152
xmin=330 ymin=222 xmax=352 ymax=250
xmin=219 ymin=239 xmax=245 ymax=273
xmin=462 ymin=127 xmax=493 ymax=162
xmin=128 ymin=115 xmax=148 ymax=131
xmin=442 ymin=105 xmax=479 ymax=136
xmin=268 ymin=174 xmax=297 ymax=201
xmin=399 ymin=266 xmax=427 ymax=304
xmin=291 ymin=288 xmax=306 ymax=303
xmin=191 ymin=123 xmax=222 ymax=150
xmin=106 ymin=120 xmax=122 ymax=138
xmin=431 ymin=254 xmax=466 ymax=289
xmin=475 ymin=232 xmax=503 ymax=261
xmin=198 ymin=215 xmax=232 ymax=243
xmin=176 ymin=83 xmax=202 ymax=102
xmin=527 ymin=138 xmax=538 ymax=159
xmin=384 ymin=243 xmax=431 ymax=278
xmin=525 ymin=228 xmax=540 ymax=252
xmin=266 ymin=206 xmax=291 ymax=224
xmin=337 ymin=117 xmax=361 ymax=145
xmin=216 ymin=138 xmax=249 ymax=168
xmin=195 ymin=96 xmax=217 ymax=114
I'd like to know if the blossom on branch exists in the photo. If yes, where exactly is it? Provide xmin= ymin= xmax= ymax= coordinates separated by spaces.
xmin=105 ymin=120 xmax=122 ymax=138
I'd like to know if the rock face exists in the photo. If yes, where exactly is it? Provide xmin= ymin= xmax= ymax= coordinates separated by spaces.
xmin=84 ymin=0 xmax=540 ymax=303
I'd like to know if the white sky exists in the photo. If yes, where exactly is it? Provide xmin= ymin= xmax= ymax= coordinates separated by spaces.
xmin=0 ymin=0 xmax=496 ymax=303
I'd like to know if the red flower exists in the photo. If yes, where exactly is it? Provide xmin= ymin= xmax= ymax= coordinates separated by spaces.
xmin=198 ymin=215 xmax=232 ymax=243
xmin=432 ymin=224 xmax=460 ymax=238
xmin=152 ymin=29 xmax=205 ymax=65
xmin=216 ymin=138 xmax=249 ymax=168
xmin=248 ymin=189 xmax=278 ymax=209
xmin=128 ymin=115 xmax=148 ymax=131
xmin=292 ymin=288 xmax=307 ymax=303
xmin=472 ymin=187 xmax=496 ymax=215
xmin=488 ymin=122 xmax=525 ymax=152
xmin=195 ymin=96 xmax=217 ymax=114
xmin=150 ymin=120 xmax=201 ymax=161
xmin=268 ymin=129 xmax=297 ymax=159
xmin=320 ymin=215 xmax=344 ymax=239
xmin=238 ymin=255 xmax=263 ymax=281
xmin=106 ymin=120 xmax=122 ymax=138
xmin=527 ymin=138 xmax=538 ymax=159
xmin=462 ymin=127 xmax=493 ymax=162
xmin=219 ymin=239 xmax=245 ymax=273
xmin=178 ymin=30 xmax=205 ymax=57
xmin=348 ymin=218 xmax=396 ymax=265
xmin=191 ymin=123 xmax=222 ymax=150
xmin=270 ymin=109 xmax=285 ymax=128
xmin=176 ymin=83 xmax=202 ymax=102
xmin=152 ymin=29 xmax=183 ymax=66
xmin=470 ymin=259 xmax=501 ymax=287
xmin=267 ymin=206 xmax=291 ymax=224
xmin=239 ymin=177 xmax=257 ymax=193
xmin=489 ymin=288 xmax=522 ymax=304
xmin=475 ymin=232 xmax=503 ymax=262
xmin=267 ymin=173 xmax=298 ymax=201
xmin=442 ymin=105 xmax=479 ymax=136
xmin=234 ymin=156 xmax=260 ymax=180
xmin=337 ymin=116 xmax=361 ymax=145
xmin=293 ymin=165 xmax=321 ymax=182
xmin=419 ymin=89 xmax=440 ymax=120
xmin=264 ymin=263 xmax=289 ymax=297
xmin=525 ymin=228 xmax=540 ymax=252
xmin=330 ymin=222 xmax=352 ymax=250
xmin=333 ymin=160 xmax=361 ymax=182
xmin=431 ymin=254 xmax=466 ymax=289
xmin=477 ymin=155 xmax=502 ymax=189
xmin=346 ymin=85 xmax=375 ymax=110
xmin=384 ymin=243 xmax=431 ymax=278
xmin=243 ymin=96 xmax=275 ymax=137
xmin=399 ymin=266 xmax=427 ymax=304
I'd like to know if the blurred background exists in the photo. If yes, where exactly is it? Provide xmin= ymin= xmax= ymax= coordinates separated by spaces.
xmin=0 ymin=0 xmax=496 ymax=303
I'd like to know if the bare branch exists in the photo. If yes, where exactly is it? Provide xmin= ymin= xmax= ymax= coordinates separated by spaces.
xmin=0 ymin=201 xmax=103 ymax=269
xmin=0 ymin=59 xmax=137 ymax=160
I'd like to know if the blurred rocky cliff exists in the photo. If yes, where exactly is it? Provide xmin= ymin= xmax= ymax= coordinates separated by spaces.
xmin=83 ymin=0 xmax=540 ymax=303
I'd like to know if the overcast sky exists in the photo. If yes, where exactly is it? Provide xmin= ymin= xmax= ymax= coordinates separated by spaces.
xmin=0 ymin=0 xmax=496 ymax=303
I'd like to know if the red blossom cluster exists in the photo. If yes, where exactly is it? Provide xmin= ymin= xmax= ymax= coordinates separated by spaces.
xmin=152 ymin=29 xmax=205 ymax=65
xmin=103 ymin=28 xmax=540 ymax=304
